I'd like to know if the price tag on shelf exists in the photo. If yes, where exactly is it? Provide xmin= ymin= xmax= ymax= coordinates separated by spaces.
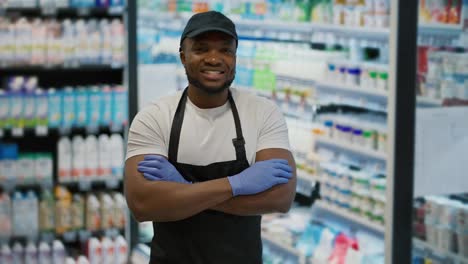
xmin=41 ymin=6 xmax=57 ymax=16
xmin=12 ymin=127 xmax=24 ymax=137
xmin=78 ymin=230 xmax=92 ymax=242
xmin=62 ymin=231 xmax=77 ymax=243
xmin=108 ymin=6 xmax=124 ymax=15
xmin=79 ymin=180 xmax=91 ymax=192
xmin=105 ymin=178 xmax=120 ymax=189
xmin=35 ymin=126 xmax=48 ymax=136
xmin=104 ymin=228 xmax=119 ymax=238
xmin=77 ymin=8 xmax=90 ymax=16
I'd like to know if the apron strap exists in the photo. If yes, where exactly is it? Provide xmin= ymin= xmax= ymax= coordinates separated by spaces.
xmin=228 ymin=91 xmax=247 ymax=161
xmin=168 ymin=88 xmax=188 ymax=163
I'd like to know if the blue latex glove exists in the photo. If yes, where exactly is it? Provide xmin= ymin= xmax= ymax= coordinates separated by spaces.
xmin=227 ymin=159 xmax=293 ymax=196
xmin=138 ymin=155 xmax=190 ymax=184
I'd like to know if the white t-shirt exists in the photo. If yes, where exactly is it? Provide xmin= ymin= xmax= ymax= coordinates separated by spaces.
xmin=126 ymin=88 xmax=290 ymax=166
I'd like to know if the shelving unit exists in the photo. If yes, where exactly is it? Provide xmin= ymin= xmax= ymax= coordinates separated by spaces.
xmin=0 ymin=6 xmax=125 ymax=17
xmin=315 ymin=201 xmax=385 ymax=234
xmin=0 ymin=3 xmax=129 ymax=262
xmin=315 ymin=136 xmax=387 ymax=160
xmin=413 ymin=239 xmax=468 ymax=264
xmin=261 ymin=232 xmax=307 ymax=264
xmin=315 ymin=81 xmax=388 ymax=98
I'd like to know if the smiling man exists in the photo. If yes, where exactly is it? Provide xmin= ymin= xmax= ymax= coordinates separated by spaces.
xmin=124 ymin=11 xmax=297 ymax=264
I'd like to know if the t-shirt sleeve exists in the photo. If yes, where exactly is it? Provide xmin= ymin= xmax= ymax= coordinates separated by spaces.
xmin=256 ymin=99 xmax=291 ymax=152
xmin=125 ymin=105 xmax=169 ymax=160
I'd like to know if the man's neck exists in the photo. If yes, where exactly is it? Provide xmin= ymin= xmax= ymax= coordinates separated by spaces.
xmin=187 ymin=86 xmax=229 ymax=109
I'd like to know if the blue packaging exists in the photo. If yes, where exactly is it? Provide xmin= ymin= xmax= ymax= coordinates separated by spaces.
xmin=35 ymin=89 xmax=48 ymax=128
xmin=100 ymin=86 xmax=113 ymax=126
xmin=47 ymin=89 xmax=62 ymax=128
xmin=0 ymin=91 xmax=9 ymax=129
xmin=86 ymin=86 xmax=102 ymax=128
xmin=111 ymin=87 xmax=128 ymax=128
xmin=74 ymin=87 xmax=88 ymax=127
xmin=96 ymin=0 xmax=110 ymax=7
xmin=62 ymin=88 xmax=76 ymax=129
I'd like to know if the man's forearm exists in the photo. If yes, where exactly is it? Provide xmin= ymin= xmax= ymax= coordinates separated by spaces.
xmin=127 ymin=176 xmax=233 ymax=222
xmin=211 ymin=179 xmax=296 ymax=216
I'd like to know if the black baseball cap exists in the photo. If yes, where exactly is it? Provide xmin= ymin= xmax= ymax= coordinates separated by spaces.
xmin=180 ymin=11 xmax=238 ymax=47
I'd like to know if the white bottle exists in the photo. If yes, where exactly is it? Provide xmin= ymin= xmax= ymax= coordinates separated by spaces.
xmin=100 ymin=193 xmax=114 ymax=230
xmin=109 ymin=134 xmax=124 ymax=179
xmin=84 ymin=135 xmax=98 ymax=180
xmin=114 ymin=235 xmax=128 ymax=264
xmin=112 ymin=193 xmax=126 ymax=230
xmin=12 ymin=242 xmax=24 ymax=264
xmin=25 ymin=191 xmax=39 ymax=240
xmin=76 ymin=255 xmax=89 ymax=264
xmin=38 ymin=241 xmax=51 ymax=264
xmin=25 ymin=241 xmax=38 ymax=264
xmin=0 ymin=193 xmax=12 ymax=240
xmin=57 ymin=137 xmax=72 ymax=183
xmin=72 ymin=136 xmax=86 ymax=182
xmin=12 ymin=191 xmax=26 ymax=237
xmin=101 ymin=237 xmax=114 ymax=264
xmin=87 ymin=237 xmax=102 ymax=264
xmin=98 ymin=134 xmax=112 ymax=178
xmin=65 ymin=257 xmax=77 ymax=264
xmin=52 ymin=240 xmax=66 ymax=264
xmin=1 ymin=244 xmax=13 ymax=264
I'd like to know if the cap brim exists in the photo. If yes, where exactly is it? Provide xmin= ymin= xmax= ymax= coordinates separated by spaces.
xmin=185 ymin=27 xmax=237 ymax=40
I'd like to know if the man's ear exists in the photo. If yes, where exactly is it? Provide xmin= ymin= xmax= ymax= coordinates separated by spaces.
xmin=179 ymin=48 xmax=186 ymax=65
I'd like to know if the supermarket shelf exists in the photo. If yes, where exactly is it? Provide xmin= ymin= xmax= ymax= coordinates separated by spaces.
xmin=0 ymin=6 xmax=125 ymax=17
xmin=315 ymin=136 xmax=387 ymax=160
xmin=419 ymin=23 xmax=464 ymax=36
xmin=262 ymin=232 xmax=306 ymax=264
xmin=0 ymin=64 xmax=124 ymax=72
xmin=413 ymin=238 xmax=468 ymax=264
xmin=140 ymin=11 xmax=390 ymax=39
xmin=235 ymin=19 xmax=390 ymax=39
xmin=296 ymin=169 xmax=316 ymax=197
xmin=0 ymin=126 xmax=124 ymax=139
xmin=315 ymin=81 xmax=388 ymax=98
xmin=417 ymin=96 xmax=443 ymax=107
xmin=315 ymin=201 xmax=385 ymax=234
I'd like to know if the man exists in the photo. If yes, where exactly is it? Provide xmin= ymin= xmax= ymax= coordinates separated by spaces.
xmin=124 ymin=10 xmax=297 ymax=264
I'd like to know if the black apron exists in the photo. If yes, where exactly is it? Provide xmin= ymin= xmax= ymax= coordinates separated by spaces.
xmin=150 ymin=88 xmax=262 ymax=264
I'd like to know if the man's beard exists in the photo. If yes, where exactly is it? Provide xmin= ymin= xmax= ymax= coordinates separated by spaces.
xmin=186 ymin=70 xmax=235 ymax=95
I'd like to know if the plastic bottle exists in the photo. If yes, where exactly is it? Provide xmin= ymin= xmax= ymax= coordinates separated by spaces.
xmin=0 ymin=143 xmax=18 ymax=187
xmin=87 ymin=237 xmax=102 ymax=264
xmin=52 ymin=240 xmax=66 ymax=264
xmin=12 ymin=191 xmax=26 ymax=237
xmin=47 ymin=88 xmax=62 ymax=128
xmin=114 ymin=235 xmax=128 ymax=264
xmin=66 ymin=257 xmax=77 ymax=264
xmin=98 ymin=134 xmax=112 ymax=178
xmin=71 ymin=193 xmax=85 ymax=231
xmin=109 ymin=134 xmax=124 ymax=179
xmin=25 ymin=241 xmax=38 ymax=264
xmin=38 ymin=241 xmax=51 ymax=264
xmin=101 ymin=237 xmax=115 ymax=264
xmin=25 ymin=190 xmax=39 ymax=240
xmin=100 ymin=193 xmax=114 ymax=229
xmin=72 ymin=135 xmax=86 ymax=181
xmin=76 ymin=255 xmax=90 ymax=264
xmin=86 ymin=194 xmax=101 ymax=232
xmin=55 ymin=186 xmax=72 ymax=235
xmin=113 ymin=193 xmax=126 ymax=229
xmin=12 ymin=242 xmax=24 ymax=264
xmin=84 ymin=135 xmax=98 ymax=180
xmin=58 ymin=137 xmax=72 ymax=183
xmin=0 ymin=193 xmax=12 ymax=240
xmin=1 ymin=244 xmax=13 ymax=264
